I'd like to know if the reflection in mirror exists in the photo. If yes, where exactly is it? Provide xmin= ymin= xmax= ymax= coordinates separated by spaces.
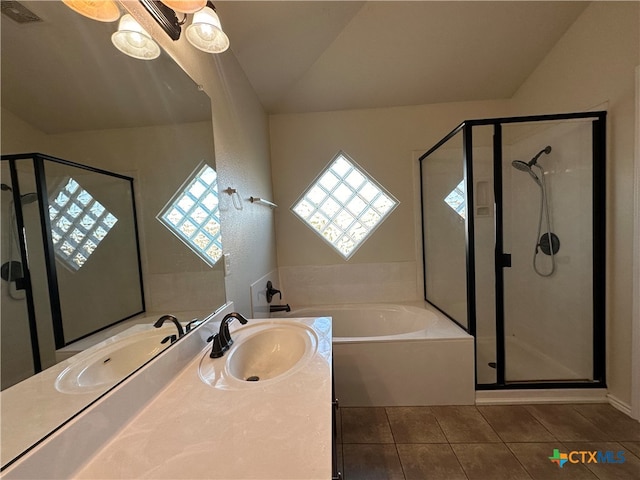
xmin=0 ymin=0 xmax=225 ymax=469
xmin=2 ymin=154 xmax=145 ymax=393
xmin=157 ymin=162 xmax=223 ymax=267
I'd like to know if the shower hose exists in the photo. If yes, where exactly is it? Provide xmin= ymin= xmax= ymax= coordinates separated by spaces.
xmin=532 ymin=164 xmax=556 ymax=277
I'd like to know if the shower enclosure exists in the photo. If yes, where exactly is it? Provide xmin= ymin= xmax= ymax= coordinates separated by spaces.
xmin=1 ymin=153 xmax=145 ymax=390
xmin=419 ymin=111 xmax=606 ymax=389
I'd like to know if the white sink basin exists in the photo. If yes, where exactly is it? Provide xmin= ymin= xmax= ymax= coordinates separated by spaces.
xmin=55 ymin=328 xmax=172 ymax=394
xmin=198 ymin=321 xmax=318 ymax=389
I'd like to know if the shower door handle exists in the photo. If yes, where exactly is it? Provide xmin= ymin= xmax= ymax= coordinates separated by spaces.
xmin=499 ymin=253 xmax=512 ymax=268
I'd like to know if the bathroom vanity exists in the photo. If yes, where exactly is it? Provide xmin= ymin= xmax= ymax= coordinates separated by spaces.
xmin=2 ymin=309 xmax=334 ymax=479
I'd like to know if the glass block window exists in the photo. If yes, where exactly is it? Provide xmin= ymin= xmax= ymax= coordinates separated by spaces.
xmin=157 ymin=163 xmax=222 ymax=267
xmin=444 ymin=179 xmax=466 ymax=219
xmin=49 ymin=178 xmax=118 ymax=271
xmin=291 ymin=151 xmax=398 ymax=259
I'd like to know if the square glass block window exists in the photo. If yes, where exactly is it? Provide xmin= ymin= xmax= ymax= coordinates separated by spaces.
xmin=291 ymin=151 xmax=399 ymax=259
xmin=444 ymin=179 xmax=466 ymax=219
xmin=48 ymin=178 xmax=118 ymax=271
xmin=157 ymin=163 xmax=222 ymax=267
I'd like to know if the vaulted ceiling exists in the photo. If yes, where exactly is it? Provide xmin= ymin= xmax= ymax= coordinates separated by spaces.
xmin=1 ymin=1 xmax=589 ymax=135
xmin=219 ymin=1 xmax=589 ymax=113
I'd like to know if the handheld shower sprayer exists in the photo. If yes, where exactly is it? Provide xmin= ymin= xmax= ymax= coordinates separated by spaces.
xmin=510 ymin=146 xmax=552 ymax=185
xmin=510 ymin=145 xmax=559 ymax=277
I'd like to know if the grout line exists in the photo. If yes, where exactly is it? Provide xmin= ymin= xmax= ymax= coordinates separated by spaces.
xmin=474 ymin=405 xmax=503 ymax=441
xmin=383 ymin=408 xmax=407 ymax=480
xmin=446 ymin=442 xmax=471 ymax=480
xmin=569 ymin=403 xmax=617 ymax=440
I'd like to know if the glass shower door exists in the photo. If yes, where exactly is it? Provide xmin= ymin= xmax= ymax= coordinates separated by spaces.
xmin=501 ymin=118 xmax=596 ymax=383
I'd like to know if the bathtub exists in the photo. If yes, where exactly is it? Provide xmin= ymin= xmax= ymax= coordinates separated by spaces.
xmin=277 ymin=303 xmax=475 ymax=406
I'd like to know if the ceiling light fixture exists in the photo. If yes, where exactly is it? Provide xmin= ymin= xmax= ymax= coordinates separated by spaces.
xmin=61 ymin=0 xmax=121 ymax=22
xmin=141 ymin=0 xmax=230 ymax=54
xmin=111 ymin=13 xmax=161 ymax=60
xmin=185 ymin=2 xmax=229 ymax=53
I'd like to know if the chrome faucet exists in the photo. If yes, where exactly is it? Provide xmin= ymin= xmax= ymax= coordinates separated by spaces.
xmin=154 ymin=314 xmax=184 ymax=344
xmin=207 ymin=312 xmax=248 ymax=358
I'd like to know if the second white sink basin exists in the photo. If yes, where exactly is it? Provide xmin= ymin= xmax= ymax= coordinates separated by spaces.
xmin=198 ymin=321 xmax=318 ymax=389
xmin=55 ymin=328 xmax=172 ymax=394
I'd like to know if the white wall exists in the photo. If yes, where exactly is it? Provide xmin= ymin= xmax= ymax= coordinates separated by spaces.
xmin=270 ymin=100 xmax=511 ymax=306
xmin=124 ymin=3 xmax=277 ymax=317
xmin=510 ymin=1 xmax=639 ymax=408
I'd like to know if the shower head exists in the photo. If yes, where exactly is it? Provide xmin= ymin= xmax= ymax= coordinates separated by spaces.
xmin=511 ymin=160 xmax=541 ymax=185
xmin=1 ymin=184 xmax=38 ymax=204
xmin=20 ymin=193 xmax=38 ymax=205
xmin=511 ymin=145 xmax=552 ymax=185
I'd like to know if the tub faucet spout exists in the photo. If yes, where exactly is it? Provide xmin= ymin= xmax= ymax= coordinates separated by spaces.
xmin=208 ymin=312 xmax=248 ymax=358
xmin=270 ymin=304 xmax=291 ymax=313
xmin=154 ymin=314 xmax=184 ymax=343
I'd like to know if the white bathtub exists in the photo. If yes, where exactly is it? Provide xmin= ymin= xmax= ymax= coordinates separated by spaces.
xmin=278 ymin=303 xmax=475 ymax=406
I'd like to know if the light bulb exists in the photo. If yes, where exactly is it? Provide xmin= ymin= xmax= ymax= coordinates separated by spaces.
xmin=186 ymin=6 xmax=229 ymax=53
xmin=111 ymin=14 xmax=160 ymax=60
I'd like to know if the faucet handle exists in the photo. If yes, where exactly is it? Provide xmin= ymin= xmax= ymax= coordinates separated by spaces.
xmin=266 ymin=280 xmax=282 ymax=303
xmin=161 ymin=334 xmax=177 ymax=344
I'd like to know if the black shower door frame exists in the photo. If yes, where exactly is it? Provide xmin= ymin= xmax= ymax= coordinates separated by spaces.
xmin=420 ymin=111 xmax=607 ymax=390
xmin=1 ymin=153 xmax=146 ymax=374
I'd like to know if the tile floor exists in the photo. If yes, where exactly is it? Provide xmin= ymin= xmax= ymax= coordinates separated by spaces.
xmin=336 ymin=403 xmax=640 ymax=480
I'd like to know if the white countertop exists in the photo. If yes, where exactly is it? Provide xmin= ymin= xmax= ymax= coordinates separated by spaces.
xmin=0 ymin=310 xmax=206 ymax=468
xmin=73 ymin=316 xmax=333 ymax=479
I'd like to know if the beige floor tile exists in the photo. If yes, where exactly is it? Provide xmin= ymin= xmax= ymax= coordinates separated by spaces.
xmin=507 ymin=442 xmax=597 ymax=479
xmin=430 ymin=406 xmax=501 ymax=443
xmin=571 ymin=404 xmax=640 ymax=441
xmin=386 ymin=407 xmax=447 ymax=443
xmin=563 ymin=441 xmax=640 ymax=480
xmin=478 ymin=405 xmax=556 ymax=442
xmin=342 ymin=444 xmax=404 ymax=480
xmin=342 ymin=407 xmax=394 ymax=444
xmin=397 ymin=444 xmax=467 ymax=480
xmin=452 ymin=443 xmax=532 ymax=480
xmin=525 ymin=404 xmax=611 ymax=441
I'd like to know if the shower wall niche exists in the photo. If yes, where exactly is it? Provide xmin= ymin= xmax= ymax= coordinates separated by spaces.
xmin=419 ymin=111 xmax=606 ymax=389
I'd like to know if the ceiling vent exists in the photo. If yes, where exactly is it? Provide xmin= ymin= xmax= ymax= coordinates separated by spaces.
xmin=1 ymin=1 xmax=42 ymax=24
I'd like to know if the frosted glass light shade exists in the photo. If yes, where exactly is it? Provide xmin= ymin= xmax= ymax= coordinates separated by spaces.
xmin=186 ymin=7 xmax=229 ymax=53
xmin=111 ymin=14 xmax=160 ymax=60
xmin=161 ymin=0 xmax=206 ymax=14
xmin=62 ymin=0 xmax=120 ymax=22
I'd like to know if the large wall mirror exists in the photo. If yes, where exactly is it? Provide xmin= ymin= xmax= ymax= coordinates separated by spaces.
xmin=1 ymin=1 xmax=226 ymax=468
